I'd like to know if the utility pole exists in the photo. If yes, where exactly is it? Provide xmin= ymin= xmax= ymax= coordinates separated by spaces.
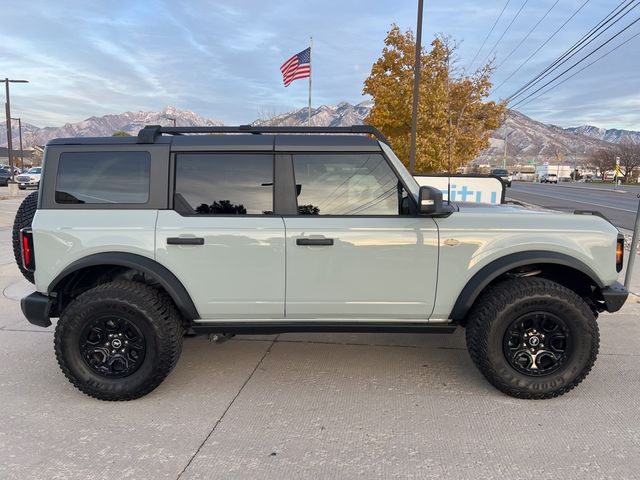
xmin=10 ymin=117 xmax=24 ymax=170
xmin=502 ymin=119 xmax=509 ymax=169
xmin=2 ymin=78 xmax=29 ymax=181
xmin=408 ymin=0 xmax=424 ymax=175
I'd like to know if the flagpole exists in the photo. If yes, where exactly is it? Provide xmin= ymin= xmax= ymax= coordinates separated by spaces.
xmin=308 ymin=37 xmax=312 ymax=127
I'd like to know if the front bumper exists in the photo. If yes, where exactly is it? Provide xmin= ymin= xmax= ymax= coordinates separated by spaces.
xmin=600 ymin=281 xmax=628 ymax=313
xmin=20 ymin=292 xmax=53 ymax=327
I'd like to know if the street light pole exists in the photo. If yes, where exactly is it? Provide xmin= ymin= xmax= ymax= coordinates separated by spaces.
xmin=11 ymin=117 xmax=24 ymax=170
xmin=408 ymin=0 xmax=424 ymax=175
xmin=163 ymin=115 xmax=176 ymax=127
xmin=2 ymin=78 xmax=29 ymax=181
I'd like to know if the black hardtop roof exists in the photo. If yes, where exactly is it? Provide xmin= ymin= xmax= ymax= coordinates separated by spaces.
xmin=46 ymin=125 xmax=387 ymax=152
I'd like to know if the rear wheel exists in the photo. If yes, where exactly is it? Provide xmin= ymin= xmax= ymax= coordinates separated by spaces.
xmin=12 ymin=191 xmax=38 ymax=283
xmin=54 ymin=281 xmax=184 ymax=401
xmin=466 ymin=277 xmax=599 ymax=399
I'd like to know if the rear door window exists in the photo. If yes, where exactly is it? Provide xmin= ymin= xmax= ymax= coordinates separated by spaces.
xmin=55 ymin=151 xmax=150 ymax=204
xmin=174 ymin=153 xmax=273 ymax=215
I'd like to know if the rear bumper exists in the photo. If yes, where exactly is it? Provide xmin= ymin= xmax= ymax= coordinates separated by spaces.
xmin=20 ymin=292 xmax=52 ymax=327
xmin=600 ymin=282 xmax=628 ymax=313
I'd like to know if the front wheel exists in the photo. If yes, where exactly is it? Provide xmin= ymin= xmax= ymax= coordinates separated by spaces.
xmin=466 ymin=277 xmax=599 ymax=399
xmin=54 ymin=281 xmax=184 ymax=400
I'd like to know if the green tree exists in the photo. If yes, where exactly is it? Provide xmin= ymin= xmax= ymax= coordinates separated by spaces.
xmin=112 ymin=131 xmax=131 ymax=137
xmin=363 ymin=25 xmax=505 ymax=173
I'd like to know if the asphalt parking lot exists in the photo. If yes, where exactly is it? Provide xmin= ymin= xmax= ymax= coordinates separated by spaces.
xmin=1 ymin=187 xmax=639 ymax=479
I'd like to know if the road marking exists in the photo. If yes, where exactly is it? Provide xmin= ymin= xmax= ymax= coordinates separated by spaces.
xmin=509 ymin=190 xmax=637 ymax=213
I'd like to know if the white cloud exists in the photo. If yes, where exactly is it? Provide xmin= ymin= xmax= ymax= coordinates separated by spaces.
xmin=1 ymin=0 xmax=637 ymax=129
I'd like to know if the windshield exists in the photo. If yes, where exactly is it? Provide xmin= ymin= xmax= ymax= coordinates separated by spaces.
xmin=379 ymin=142 xmax=420 ymax=200
xmin=28 ymin=167 xmax=41 ymax=174
xmin=491 ymin=169 xmax=508 ymax=175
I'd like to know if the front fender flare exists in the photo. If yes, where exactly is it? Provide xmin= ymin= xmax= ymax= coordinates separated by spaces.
xmin=449 ymin=251 xmax=603 ymax=321
xmin=48 ymin=252 xmax=200 ymax=320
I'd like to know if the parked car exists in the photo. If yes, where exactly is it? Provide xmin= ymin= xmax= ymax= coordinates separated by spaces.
xmin=14 ymin=125 xmax=627 ymax=401
xmin=0 ymin=167 xmax=11 ymax=187
xmin=490 ymin=168 xmax=512 ymax=187
xmin=540 ymin=173 xmax=558 ymax=184
xmin=16 ymin=167 xmax=42 ymax=190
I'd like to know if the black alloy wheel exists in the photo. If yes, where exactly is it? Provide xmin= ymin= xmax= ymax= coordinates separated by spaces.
xmin=80 ymin=315 xmax=147 ymax=378
xmin=503 ymin=312 xmax=570 ymax=376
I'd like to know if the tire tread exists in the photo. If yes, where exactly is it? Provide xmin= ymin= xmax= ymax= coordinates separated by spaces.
xmin=54 ymin=280 xmax=184 ymax=401
xmin=466 ymin=277 xmax=599 ymax=399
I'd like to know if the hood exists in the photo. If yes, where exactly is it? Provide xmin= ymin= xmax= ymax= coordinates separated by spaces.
xmin=454 ymin=202 xmax=556 ymax=215
xmin=451 ymin=201 xmax=618 ymax=233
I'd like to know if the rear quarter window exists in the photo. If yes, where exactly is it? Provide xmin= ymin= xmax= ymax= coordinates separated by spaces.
xmin=55 ymin=151 xmax=151 ymax=204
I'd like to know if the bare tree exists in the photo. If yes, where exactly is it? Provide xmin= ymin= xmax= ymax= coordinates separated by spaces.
xmin=617 ymin=143 xmax=640 ymax=182
xmin=589 ymin=147 xmax=617 ymax=177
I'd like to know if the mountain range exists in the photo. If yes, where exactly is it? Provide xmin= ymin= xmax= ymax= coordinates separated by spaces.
xmin=1 ymin=103 xmax=638 ymax=165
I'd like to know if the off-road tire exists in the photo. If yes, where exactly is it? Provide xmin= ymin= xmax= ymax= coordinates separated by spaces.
xmin=54 ymin=281 xmax=184 ymax=401
xmin=466 ymin=277 xmax=599 ymax=399
xmin=12 ymin=191 xmax=38 ymax=283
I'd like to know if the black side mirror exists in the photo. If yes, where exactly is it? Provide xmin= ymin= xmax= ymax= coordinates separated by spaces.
xmin=418 ymin=186 xmax=443 ymax=214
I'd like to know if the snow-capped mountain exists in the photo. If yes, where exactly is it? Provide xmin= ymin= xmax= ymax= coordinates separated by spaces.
xmin=476 ymin=110 xmax=616 ymax=164
xmin=565 ymin=125 xmax=640 ymax=145
xmin=0 ymin=106 xmax=223 ymax=148
xmin=252 ymin=101 xmax=373 ymax=127
xmin=1 ymin=103 xmax=638 ymax=165
xmin=256 ymin=105 xmax=634 ymax=163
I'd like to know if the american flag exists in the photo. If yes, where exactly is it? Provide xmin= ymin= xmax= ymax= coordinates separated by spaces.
xmin=280 ymin=47 xmax=311 ymax=87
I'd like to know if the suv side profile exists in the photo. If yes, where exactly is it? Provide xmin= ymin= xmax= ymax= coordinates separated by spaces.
xmin=16 ymin=125 xmax=627 ymax=401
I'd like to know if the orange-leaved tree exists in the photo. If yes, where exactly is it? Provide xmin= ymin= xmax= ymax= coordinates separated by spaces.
xmin=363 ymin=25 xmax=505 ymax=173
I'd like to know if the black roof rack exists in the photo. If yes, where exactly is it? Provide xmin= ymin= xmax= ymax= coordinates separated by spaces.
xmin=136 ymin=124 xmax=388 ymax=145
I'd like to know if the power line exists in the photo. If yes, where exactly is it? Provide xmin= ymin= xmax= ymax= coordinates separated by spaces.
xmin=508 ymin=0 xmax=638 ymax=101
xmin=511 ymin=16 xmax=640 ymax=108
xmin=480 ymin=0 xmax=530 ymax=67
xmin=467 ymin=0 xmax=512 ymax=70
xmin=512 ymin=29 xmax=640 ymax=109
xmin=492 ymin=0 xmax=591 ymax=94
xmin=495 ymin=0 xmax=560 ymax=71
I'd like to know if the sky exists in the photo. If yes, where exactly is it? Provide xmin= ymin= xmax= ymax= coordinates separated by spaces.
xmin=1 ymin=0 xmax=639 ymax=130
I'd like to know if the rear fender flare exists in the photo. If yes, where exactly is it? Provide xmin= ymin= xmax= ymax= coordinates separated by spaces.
xmin=48 ymin=252 xmax=200 ymax=320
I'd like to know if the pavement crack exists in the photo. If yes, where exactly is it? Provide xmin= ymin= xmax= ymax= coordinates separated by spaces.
xmin=175 ymin=334 xmax=279 ymax=480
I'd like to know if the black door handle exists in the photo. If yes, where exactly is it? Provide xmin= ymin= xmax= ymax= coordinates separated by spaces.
xmin=167 ymin=237 xmax=205 ymax=245
xmin=296 ymin=238 xmax=334 ymax=246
